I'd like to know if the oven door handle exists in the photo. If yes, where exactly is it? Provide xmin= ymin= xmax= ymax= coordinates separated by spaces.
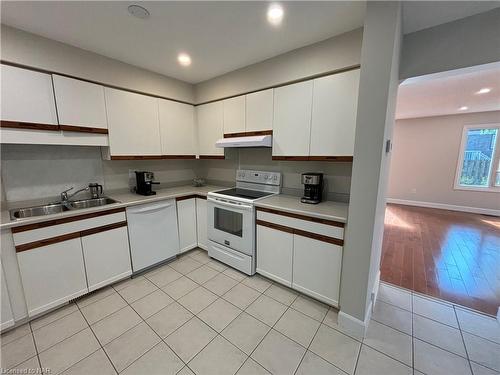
xmin=208 ymin=197 xmax=253 ymax=211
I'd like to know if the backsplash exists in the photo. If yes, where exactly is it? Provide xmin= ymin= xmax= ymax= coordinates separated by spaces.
xmin=200 ymin=148 xmax=352 ymax=202
xmin=0 ymin=144 xmax=202 ymax=202
xmin=1 ymin=145 xmax=352 ymax=203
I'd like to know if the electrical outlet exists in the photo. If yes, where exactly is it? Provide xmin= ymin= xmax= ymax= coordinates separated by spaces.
xmin=411 ymin=188 xmax=417 ymax=194
xmin=128 ymin=170 xmax=136 ymax=191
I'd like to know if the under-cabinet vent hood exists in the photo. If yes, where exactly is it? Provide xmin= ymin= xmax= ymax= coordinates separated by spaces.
xmin=215 ymin=135 xmax=272 ymax=148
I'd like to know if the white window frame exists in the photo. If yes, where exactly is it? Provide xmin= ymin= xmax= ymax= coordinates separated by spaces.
xmin=454 ymin=123 xmax=500 ymax=193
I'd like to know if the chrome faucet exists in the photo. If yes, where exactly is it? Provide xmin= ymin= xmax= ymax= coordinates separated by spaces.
xmin=60 ymin=186 xmax=89 ymax=202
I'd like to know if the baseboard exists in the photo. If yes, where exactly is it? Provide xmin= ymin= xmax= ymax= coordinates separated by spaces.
xmin=338 ymin=270 xmax=381 ymax=338
xmin=386 ymin=198 xmax=500 ymax=216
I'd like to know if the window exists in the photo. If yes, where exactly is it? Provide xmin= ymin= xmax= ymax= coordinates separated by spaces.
xmin=455 ymin=124 xmax=500 ymax=191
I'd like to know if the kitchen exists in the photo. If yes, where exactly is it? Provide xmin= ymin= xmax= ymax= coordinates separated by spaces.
xmin=1 ymin=2 xmax=499 ymax=375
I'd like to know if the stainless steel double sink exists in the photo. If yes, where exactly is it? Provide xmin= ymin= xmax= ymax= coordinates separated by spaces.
xmin=9 ymin=197 xmax=119 ymax=220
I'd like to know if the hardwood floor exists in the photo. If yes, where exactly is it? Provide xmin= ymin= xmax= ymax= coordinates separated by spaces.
xmin=381 ymin=204 xmax=500 ymax=316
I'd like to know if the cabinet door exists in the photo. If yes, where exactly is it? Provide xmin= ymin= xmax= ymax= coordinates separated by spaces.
xmin=256 ymin=224 xmax=293 ymax=287
xmin=17 ymin=238 xmax=88 ymax=317
xmin=1 ymin=64 xmax=58 ymax=126
xmin=104 ymin=88 xmax=161 ymax=156
xmin=292 ymin=235 xmax=342 ymax=306
xmin=158 ymin=99 xmax=196 ymax=156
xmin=223 ymin=96 xmax=245 ymax=135
xmin=1 ymin=262 xmax=14 ymax=331
xmin=246 ymin=89 xmax=273 ymax=132
xmin=272 ymin=81 xmax=313 ymax=157
xmin=196 ymin=102 xmax=224 ymax=156
xmin=310 ymin=70 xmax=360 ymax=156
xmin=196 ymin=198 xmax=208 ymax=250
xmin=53 ymin=75 xmax=107 ymax=130
xmin=178 ymin=198 xmax=198 ymax=253
xmin=81 ymin=226 xmax=132 ymax=292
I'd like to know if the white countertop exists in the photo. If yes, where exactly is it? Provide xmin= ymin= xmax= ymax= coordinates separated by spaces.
xmin=1 ymin=188 xmax=349 ymax=230
xmin=255 ymin=194 xmax=349 ymax=223
xmin=0 ymin=185 xmax=224 ymax=230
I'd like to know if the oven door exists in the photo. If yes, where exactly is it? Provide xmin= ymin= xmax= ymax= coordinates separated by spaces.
xmin=207 ymin=197 xmax=254 ymax=256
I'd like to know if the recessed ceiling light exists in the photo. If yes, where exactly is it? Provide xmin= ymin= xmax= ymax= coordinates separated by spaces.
xmin=128 ymin=5 xmax=150 ymax=19
xmin=476 ymin=88 xmax=491 ymax=94
xmin=177 ymin=53 xmax=192 ymax=67
xmin=459 ymin=106 xmax=469 ymax=111
xmin=267 ymin=3 xmax=284 ymax=26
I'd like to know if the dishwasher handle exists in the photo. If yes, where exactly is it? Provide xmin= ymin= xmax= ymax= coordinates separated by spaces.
xmin=127 ymin=201 xmax=173 ymax=214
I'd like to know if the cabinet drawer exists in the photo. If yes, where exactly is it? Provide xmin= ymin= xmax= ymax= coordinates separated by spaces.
xmin=256 ymin=210 xmax=344 ymax=240
xmin=13 ymin=210 xmax=126 ymax=246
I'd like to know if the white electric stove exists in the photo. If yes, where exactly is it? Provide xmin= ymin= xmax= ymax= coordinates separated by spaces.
xmin=207 ymin=170 xmax=281 ymax=275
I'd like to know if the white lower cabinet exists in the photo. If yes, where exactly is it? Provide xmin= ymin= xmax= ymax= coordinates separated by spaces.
xmin=1 ymin=262 xmax=15 ymax=331
xmin=196 ymin=198 xmax=208 ymax=250
xmin=177 ymin=198 xmax=198 ymax=253
xmin=256 ymin=225 xmax=293 ymax=286
xmin=81 ymin=226 xmax=132 ymax=292
xmin=17 ymin=238 xmax=88 ymax=317
xmin=292 ymin=235 xmax=342 ymax=306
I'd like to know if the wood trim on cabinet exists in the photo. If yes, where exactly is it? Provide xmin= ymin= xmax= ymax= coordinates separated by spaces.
xmin=80 ymin=221 xmax=127 ymax=237
xmin=11 ymin=208 xmax=126 ymax=233
xmin=0 ymin=120 xmax=59 ymax=131
xmin=59 ymin=125 xmax=109 ymax=134
xmin=15 ymin=232 xmax=80 ymax=253
xmin=256 ymin=219 xmax=343 ymax=246
xmin=110 ymin=155 xmax=164 ymax=160
xmin=176 ymin=194 xmax=208 ymax=201
xmin=256 ymin=206 xmax=345 ymax=228
xmin=224 ymin=130 xmax=273 ymax=138
xmin=198 ymin=155 xmax=225 ymax=160
xmin=272 ymin=156 xmax=353 ymax=162
xmin=308 ymin=156 xmax=353 ymax=162
xmin=15 ymin=221 xmax=128 ymax=252
xmin=256 ymin=219 xmax=294 ymax=234
xmin=162 ymin=155 xmax=197 ymax=159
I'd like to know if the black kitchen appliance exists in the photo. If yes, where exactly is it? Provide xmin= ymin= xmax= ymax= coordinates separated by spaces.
xmin=135 ymin=171 xmax=159 ymax=196
xmin=301 ymin=173 xmax=323 ymax=204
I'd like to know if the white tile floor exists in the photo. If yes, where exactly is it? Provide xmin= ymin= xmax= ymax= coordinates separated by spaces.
xmin=1 ymin=249 xmax=499 ymax=375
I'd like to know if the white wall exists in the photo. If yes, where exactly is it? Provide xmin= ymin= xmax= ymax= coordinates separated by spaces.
xmin=195 ymin=28 xmax=362 ymax=103
xmin=1 ymin=25 xmax=194 ymax=103
xmin=400 ymin=8 xmax=500 ymax=80
xmin=388 ymin=111 xmax=500 ymax=211
xmin=339 ymin=2 xmax=402 ymax=327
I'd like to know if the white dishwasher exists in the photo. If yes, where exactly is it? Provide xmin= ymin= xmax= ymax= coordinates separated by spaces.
xmin=126 ymin=200 xmax=180 ymax=273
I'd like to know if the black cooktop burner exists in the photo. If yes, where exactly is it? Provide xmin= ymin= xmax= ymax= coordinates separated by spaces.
xmin=215 ymin=188 xmax=274 ymax=200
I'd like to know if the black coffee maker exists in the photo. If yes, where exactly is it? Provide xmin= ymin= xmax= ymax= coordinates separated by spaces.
xmin=135 ymin=171 xmax=160 ymax=196
xmin=301 ymin=173 xmax=323 ymax=204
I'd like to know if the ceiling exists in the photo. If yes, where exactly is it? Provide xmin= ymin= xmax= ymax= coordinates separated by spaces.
xmin=1 ymin=2 xmax=498 ymax=84
xmin=402 ymin=1 xmax=500 ymax=34
xmin=396 ymin=62 xmax=500 ymax=120
xmin=0 ymin=1 xmax=366 ymax=83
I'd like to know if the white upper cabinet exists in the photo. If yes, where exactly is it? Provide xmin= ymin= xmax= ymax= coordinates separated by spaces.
xmin=246 ymin=89 xmax=273 ymax=132
xmin=52 ymin=75 xmax=107 ymax=129
xmin=104 ymin=88 xmax=161 ymax=156
xmin=223 ymin=96 xmax=245 ymax=135
xmin=196 ymin=102 xmax=224 ymax=156
xmin=272 ymin=81 xmax=313 ymax=157
xmin=310 ymin=69 xmax=360 ymax=156
xmin=158 ymin=99 xmax=196 ymax=156
xmin=0 ymin=64 xmax=58 ymax=126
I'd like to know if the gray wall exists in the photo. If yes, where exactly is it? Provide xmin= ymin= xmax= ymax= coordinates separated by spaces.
xmin=388 ymin=111 xmax=500 ymax=210
xmin=195 ymin=28 xmax=363 ymax=103
xmin=340 ymin=2 xmax=402 ymax=323
xmin=400 ymin=8 xmax=500 ymax=80
xmin=0 ymin=144 xmax=200 ymax=202
xmin=1 ymin=25 xmax=195 ymax=103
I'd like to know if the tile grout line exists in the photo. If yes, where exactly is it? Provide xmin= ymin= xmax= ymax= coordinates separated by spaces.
xmin=411 ymin=289 xmax=415 ymax=374
xmin=453 ymin=305 xmax=475 ymax=375
xmin=75 ymin=299 xmax=120 ymax=375
xmin=27 ymin=321 xmax=43 ymax=374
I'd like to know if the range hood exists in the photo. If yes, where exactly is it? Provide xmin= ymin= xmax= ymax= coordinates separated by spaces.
xmin=215 ymin=135 xmax=272 ymax=148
